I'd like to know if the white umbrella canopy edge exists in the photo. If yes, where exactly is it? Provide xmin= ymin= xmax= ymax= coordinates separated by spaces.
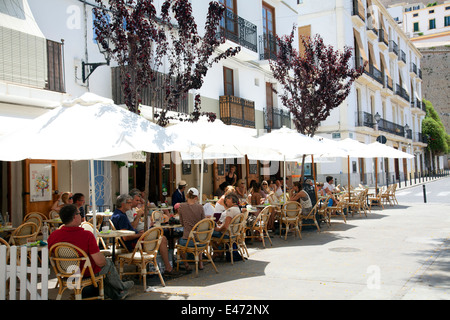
xmin=0 ymin=93 xmax=177 ymax=161
xmin=165 ymin=120 xmax=277 ymax=203
xmin=0 ymin=92 xmax=180 ymax=235
xmin=367 ymin=142 xmax=414 ymax=159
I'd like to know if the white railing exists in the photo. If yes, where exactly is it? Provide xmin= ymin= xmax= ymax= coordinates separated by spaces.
xmin=0 ymin=245 xmax=49 ymax=300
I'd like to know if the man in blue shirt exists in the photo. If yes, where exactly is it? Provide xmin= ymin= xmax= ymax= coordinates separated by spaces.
xmin=112 ymin=194 xmax=182 ymax=277
xmin=111 ymin=194 xmax=143 ymax=251
xmin=171 ymin=180 xmax=187 ymax=207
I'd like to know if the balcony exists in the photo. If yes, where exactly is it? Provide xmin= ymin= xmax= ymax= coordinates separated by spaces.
xmin=410 ymin=62 xmax=417 ymax=76
xmin=395 ymin=84 xmax=410 ymax=103
xmin=218 ymin=10 xmax=257 ymax=53
xmin=366 ymin=25 xmax=378 ymax=41
xmin=219 ymin=95 xmax=255 ymax=128
xmin=356 ymin=112 xmax=410 ymax=138
xmin=389 ymin=40 xmax=398 ymax=58
xmin=264 ymin=106 xmax=291 ymax=131
xmin=398 ymin=49 xmax=406 ymax=66
xmin=356 ymin=57 xmax=383 ymax=87
xmin=414 ymin=132 xmax=428 ymax=144
xmin=378 ymin=29 xmax=389 ymax=50
xmin=111 ymin=67 xmax=188 ymax=114
xmin=258 ymin=33 xmax=278 ymax=61
xmin=352 ymin=0 xmax=365 ymax=27
xmin=0 ymin=28 xmax=65 ymax=93
xmin=384 ymin=75 xmax=393 ymax=91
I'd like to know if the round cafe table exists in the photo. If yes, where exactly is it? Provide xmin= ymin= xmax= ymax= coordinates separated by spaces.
xmin=97 ymin=229 xmax=135 ymax=262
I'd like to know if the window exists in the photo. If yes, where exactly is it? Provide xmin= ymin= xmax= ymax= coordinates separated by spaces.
xmin=429 ymin=19 xmax=436 ymax=29
xmin=223 ymin=67 xmax=234 ymax=96
xmin=219 ymin=0 xmax=237 ymax=35
xmin=413 ymin=13 xmax=418 ymax=17
xmin=445 ymin=16 xmax=450 ymax=27
xmin=413 ymin=22 xmax=419 ymax=32
xmin=429 ymin=10 xmax=434 ymax=14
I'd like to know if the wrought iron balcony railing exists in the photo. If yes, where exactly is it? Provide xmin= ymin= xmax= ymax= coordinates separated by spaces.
xmin=356 ymin=111 xmax=410 ymax=138
xmin=218 ymin=10 xmax=257 ymax=53
xmin=389 ymin=40 xmax=398 ymax=56
xmin=395 ymin=84 xmax=410 ymax=102
xmin=258 ymin=33 xmax=278 ymax=61
xmin=264 ymin=106 xmax=291 ymax=131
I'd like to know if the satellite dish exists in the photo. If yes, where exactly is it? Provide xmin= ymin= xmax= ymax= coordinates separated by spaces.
xmin=376 ymin=135 xmax=387 ymax=144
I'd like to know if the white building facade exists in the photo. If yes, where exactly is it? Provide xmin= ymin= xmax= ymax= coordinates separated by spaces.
xmin=296 ymin=0 xmax=427 ymax=187
xmin=1 ymin=0 xmax=299 ymax=222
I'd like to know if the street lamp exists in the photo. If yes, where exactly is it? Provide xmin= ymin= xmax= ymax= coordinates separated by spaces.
xmin=81 ymin=37 xmax=111 ymax=83
xmin=373 ymin=112 xmax=381 ymax=131
xmin=404 ymin=123 xmax=410 ymax=138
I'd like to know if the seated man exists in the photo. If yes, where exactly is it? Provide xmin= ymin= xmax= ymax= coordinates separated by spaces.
xmin=47 ymin=204 xmax=134 ymax=300
xmin=126 ymin=190 xmax=145 ymax=233
xmin=111 ymin=194 xmax=181 ymax=277
xmin=323 ymin=176 xmax=338 ymax=206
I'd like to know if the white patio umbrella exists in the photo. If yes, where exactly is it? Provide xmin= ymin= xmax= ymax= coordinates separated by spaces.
xmin=367 ymin=142 xmax=414 ymax=159
xmin=246 ymin=127 xmax=339 ymax=202
xmin=0 ymin=93 xmax=177 ymax=234
xmin=166 ymin=120 xmax=270 ymax=203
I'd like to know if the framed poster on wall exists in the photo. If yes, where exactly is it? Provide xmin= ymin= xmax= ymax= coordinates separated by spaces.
xmin=30 ymin=163 xmax=53 ymax=202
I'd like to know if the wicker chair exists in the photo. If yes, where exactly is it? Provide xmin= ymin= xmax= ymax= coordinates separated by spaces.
xmin=9 ymin=222 xmax=39 ymax=246
xmin=117 ymin=227 xmax=165 ymax=288
xmin=389 ymin=184 xmax=399 ymax=205
xmin=237 ymin=210 xmax=250 ymax=259
xmin=326 ymin=193 xmax=348 ymax=223
xmin=175 ymin=218 xmax=218 ymax=276
xmin=80 ymin=221 xmax=111 ymax=257
xmin=211 ymin=213 xmax=245 ymax=265
xmin=49 ymin=242 xmax=105 ymax=300
xmin=280 ymin=201 xmax=302 ymax=240
xmin=368 ymin=190 xmax=384 ymax=210
xmin=348 ymin=189 xmax=368 ymax=218
xmin=245 ymin=206 xmax=273 ymax=247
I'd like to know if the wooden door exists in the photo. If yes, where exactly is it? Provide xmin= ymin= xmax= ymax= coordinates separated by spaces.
xmin=24 ymin=159 xmax=58 ymax=219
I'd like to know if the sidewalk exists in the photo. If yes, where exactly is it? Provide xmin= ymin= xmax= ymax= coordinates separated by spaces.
xmin=121 ymin=188 xmax=450 ymax=301
xmin=44 ymin=177 xmax=450 ymax=303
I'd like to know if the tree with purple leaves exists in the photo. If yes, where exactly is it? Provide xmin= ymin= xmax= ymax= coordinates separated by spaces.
xmin=93 ymin=0 xmax=240 ymax=228
xmin=269 ymin=28 xmax=365 ymax=179
xmin=93 ymin=0 xmax=239 ymax=125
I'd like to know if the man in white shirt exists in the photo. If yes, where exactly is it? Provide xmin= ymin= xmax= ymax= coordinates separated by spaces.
xmin=126 ymin=190 xmax=145 ymax=232
xmin=323 ymin=176 xmax=338 ymax=205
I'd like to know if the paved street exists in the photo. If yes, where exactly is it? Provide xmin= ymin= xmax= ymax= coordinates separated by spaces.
xmin=395 ymin=176 xmax=450 ymax=204
xmin=123 ymin=177 xmax=450 ymax=304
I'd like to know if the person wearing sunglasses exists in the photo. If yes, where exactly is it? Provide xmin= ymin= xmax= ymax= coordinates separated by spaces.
xmin=51 ymin=191 xmax=73 ymax=213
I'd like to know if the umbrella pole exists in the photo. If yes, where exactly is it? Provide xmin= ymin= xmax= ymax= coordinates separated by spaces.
xmin=348 ymin=156 xmax=351 ymax=203
xmin=144 ymin=152 xmax=151 ymax=231
xmin=375 ymin=157 xmax=378 ymax=196
xmin=89 ymin=159 xmax=97 ymax=239
xmin=283 ymin=156 xmax=286 ymax=203
xmin=200 ymin=148 xmax=204 ymax=205
xmin=312 ymin=155 xmax=318 ymax=202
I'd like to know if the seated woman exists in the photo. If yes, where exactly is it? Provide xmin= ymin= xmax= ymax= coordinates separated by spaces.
xmin=178 ymin=187 xmax=205 ymax=272
xmin=235 ymin=179 xmax=248 ymax=201
xmin=261 ymin=180 xmax=271 ymax=197
xmin=249 ymin=182 xmax=264 ymax=206
xmin=51 ymin=192 xmax=73 ymax=212
xmin=214 ymin=185 xmax=235 ymax=223
xmin=290 ymin=181 xmax=313 ymax=216
xmin=211 ymin=193 xmax=241 ymax=259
